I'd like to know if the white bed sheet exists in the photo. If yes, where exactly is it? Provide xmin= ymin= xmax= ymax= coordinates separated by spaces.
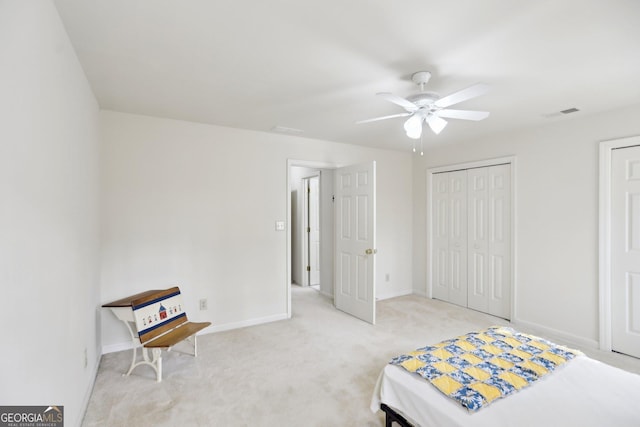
xmin=371 ymin=355 xmax=640 ymax=427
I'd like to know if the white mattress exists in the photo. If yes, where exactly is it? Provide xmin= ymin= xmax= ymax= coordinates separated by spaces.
xmin=371 ymin=355 xmax=640 ymax=427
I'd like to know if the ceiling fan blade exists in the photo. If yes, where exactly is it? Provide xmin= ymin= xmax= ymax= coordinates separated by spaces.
xmin=377 ymin=92 xmax=419 ymax=112
xmin=426 ymin=115 xmax=448 ymax=134
xmin=434 ymin=84 xmax=489 ymax=108
xmin=356 ymin=112 xmax=411 ymax=124
xmin=436 ymin=109 xmax=490 ymax=121
xmin=403 ymin=114 xmax=424 ymax=139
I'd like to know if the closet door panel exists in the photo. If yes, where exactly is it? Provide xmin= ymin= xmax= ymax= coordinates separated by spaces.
xmin=448 ymin=170 xmax=468 ymax=307
xmin=467 ymin=168 xmax=489 ymax=313
xmin=487 ymin=164 xmax=511 ymax=319
xmin=432 ymin=173 xmax=450 ymax=301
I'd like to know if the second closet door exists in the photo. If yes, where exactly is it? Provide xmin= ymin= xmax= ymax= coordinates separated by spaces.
xmin=467 ymin=164 xmax=511 ymax=319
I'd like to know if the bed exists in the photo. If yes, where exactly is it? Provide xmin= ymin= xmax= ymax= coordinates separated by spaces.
xmin=370 ymin=328 xmax=640 ymax=427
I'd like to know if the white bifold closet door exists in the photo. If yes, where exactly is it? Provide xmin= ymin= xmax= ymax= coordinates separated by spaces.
xmin=432 ymin=164 xmax=511 ymax=319
xmin=433 ymin=170 xmax=468 ymax=307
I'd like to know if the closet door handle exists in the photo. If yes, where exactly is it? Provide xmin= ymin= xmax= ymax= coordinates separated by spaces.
xmin=365 ymin=248 xmax=377 ymax=255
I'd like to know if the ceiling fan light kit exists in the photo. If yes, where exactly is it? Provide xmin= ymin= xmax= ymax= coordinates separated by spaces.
xmin=357 ymin=71 xmax=490 ymax=143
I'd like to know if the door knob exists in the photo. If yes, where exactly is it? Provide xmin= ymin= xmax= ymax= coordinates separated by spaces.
xmin=365 ymin=248 xmax=377 ymax=255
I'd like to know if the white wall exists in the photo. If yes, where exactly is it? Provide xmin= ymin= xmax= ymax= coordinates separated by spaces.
xmin=0 ymin=2 xmax=101 ymax=426
xmin=413 ymin=103 xmax=640 ymax=346
xmin=100 ymin=110 xmax=413 ymax=350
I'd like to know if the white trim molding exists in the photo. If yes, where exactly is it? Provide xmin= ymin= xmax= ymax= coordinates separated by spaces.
xmin=512 ymin=319 xmax=599 ymax=350
xmin=598 ymin=135 xmax=640 ymax=351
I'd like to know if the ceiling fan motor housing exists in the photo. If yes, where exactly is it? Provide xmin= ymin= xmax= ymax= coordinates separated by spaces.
xmin=406 ymin=92 xmax=440 ymax=108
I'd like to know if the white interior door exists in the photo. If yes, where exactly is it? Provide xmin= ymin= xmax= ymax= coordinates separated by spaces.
xmin=467 ymin=165 xmax=511 ymax=318
xmin=431 ymin=170 xmax=467 ymax=307
xmin=467 ymin=168 xmax=488 ymax=311
xmin=432 ymin=172 xmax=451 ymax=301
xmin=308 ymin=176 xmax=320 ymax=286
xmin=611 ymin=145 xmax=640 ymax=358
xmin=334 ymin=161 xmax=376 ymax=324
xmin=448 ymin=170 xmax=468 ymax=307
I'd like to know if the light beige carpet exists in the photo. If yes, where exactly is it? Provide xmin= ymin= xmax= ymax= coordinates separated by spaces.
xmin=83 ymin=286 xmax=640 ymax=426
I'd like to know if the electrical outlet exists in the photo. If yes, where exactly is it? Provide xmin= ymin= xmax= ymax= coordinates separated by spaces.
xmin=199 ymin=299 xmax=207 ymax=311
xmin=385 ymin=273 xmax=390 ymax=282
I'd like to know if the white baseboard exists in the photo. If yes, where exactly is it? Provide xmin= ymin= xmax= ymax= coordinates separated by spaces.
xmin=511 ymin=318 xmax=599 ymax=350
xmin=78 ymin=354 xmax=101 ymax=427
xmin=101 ymin=312 xmax=289 ymax=354
xmin=376 ymin=288 xmax=414 ymax=301
xmin=201 ymin=313 xmax=288 ymax=335
xmin=317 ymin=289 xmax=333 ymax=299
xmin=412 ymin=288 xmax=428 ymax=298
xmin=102 ymin=340 xmax=136 ymax=354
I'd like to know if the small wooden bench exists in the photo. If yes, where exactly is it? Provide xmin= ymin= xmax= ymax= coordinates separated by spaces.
xmin=103 ymin=286 xmax=211 ymax=382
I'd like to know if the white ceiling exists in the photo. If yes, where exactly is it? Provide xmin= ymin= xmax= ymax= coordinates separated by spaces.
xmin=54 ymin=0 xmax=640 ymax=151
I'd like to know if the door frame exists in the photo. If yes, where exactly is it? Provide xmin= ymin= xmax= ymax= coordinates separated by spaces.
xmin=286 ymin=159 xmax=340 ymax=318
xmin=425 ymin=156 xmax=517 ymax=318
xmin=598 ymin=135 xmax=640 ymax=351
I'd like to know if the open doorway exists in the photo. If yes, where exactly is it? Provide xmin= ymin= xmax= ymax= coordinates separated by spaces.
xmin=286 ymin=160 xmax=377 ymax=324
xmin=287 ymin=160 xmax=336 ymax=319
xmin=290 ymin=165 xmax=334 ymax=295
xmin=290 ymin=167 xmax=322 ymax=289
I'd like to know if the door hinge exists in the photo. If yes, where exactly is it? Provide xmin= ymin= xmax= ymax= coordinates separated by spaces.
xmin=307 ymin=227 xmax=311 ymax=233
xmin=306 ymin=266 xmax=311 ymax=272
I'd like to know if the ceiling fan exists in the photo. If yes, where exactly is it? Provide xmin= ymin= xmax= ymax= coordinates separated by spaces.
xmin=357 ymin=71 xmax=490 ymax=139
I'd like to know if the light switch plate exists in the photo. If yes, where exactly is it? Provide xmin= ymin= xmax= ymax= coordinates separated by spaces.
xmin=275 ymin=221 xmax=285 ymax=231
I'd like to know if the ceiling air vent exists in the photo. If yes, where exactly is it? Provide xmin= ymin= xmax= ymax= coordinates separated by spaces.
xmin=560 ymin=107 xmax=580 ymax=114
xmin=271 ymin=125 xmax=304 ymax=134
xmin=542 ymin=107 xmax=580 ymax=118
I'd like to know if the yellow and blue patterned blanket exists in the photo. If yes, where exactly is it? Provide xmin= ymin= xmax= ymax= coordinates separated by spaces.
xmin=390 ymin=326 xmax=582 ymax=411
